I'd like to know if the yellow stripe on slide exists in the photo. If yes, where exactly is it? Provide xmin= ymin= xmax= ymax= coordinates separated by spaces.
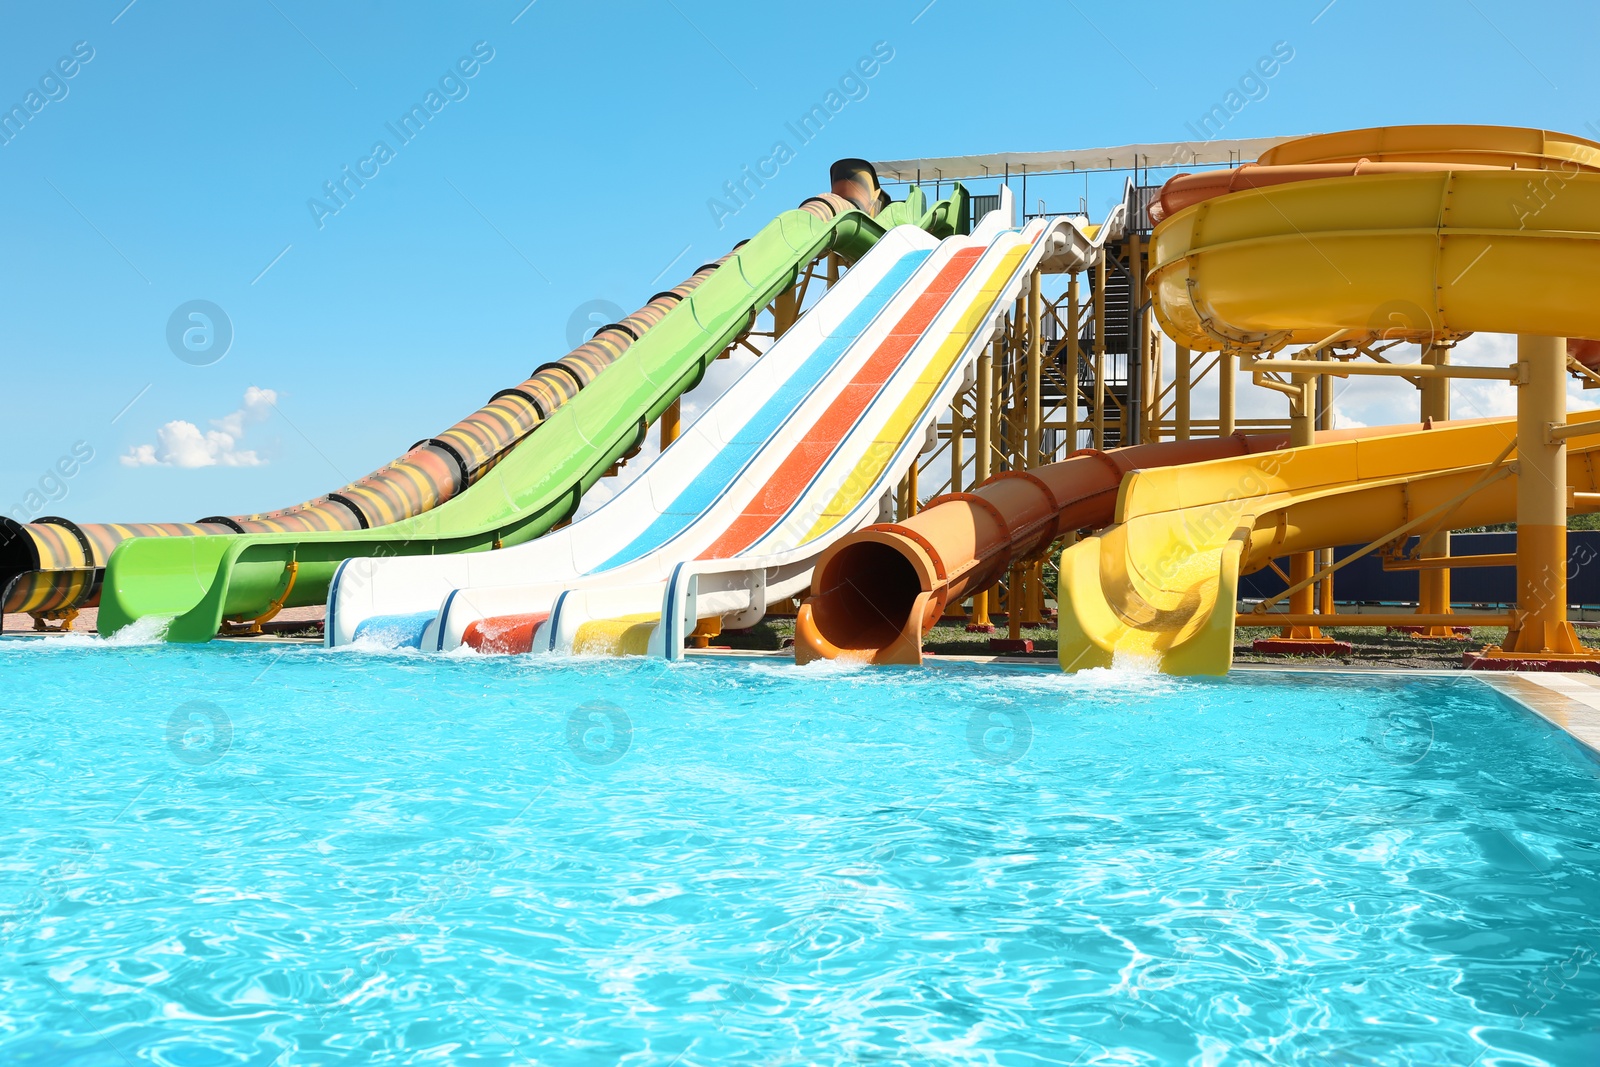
xmin=797 ymin=242 xmax=1032 ymax=544
xmin=573 ymin=239 xmax=1033 ymax=655
xmin=572 ymin=612 xmax=659 ymax=656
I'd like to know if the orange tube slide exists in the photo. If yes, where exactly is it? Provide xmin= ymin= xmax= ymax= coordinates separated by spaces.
xmin=794 ymin=434 xmax=1291 ymax=665
xmin=1145 ymin=160 xmax=1500 ymax=225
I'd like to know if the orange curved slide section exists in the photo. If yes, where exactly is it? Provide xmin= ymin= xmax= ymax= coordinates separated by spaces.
xmin=1146 ymin=160 xmax=1499 ymax=225
xmin=1149 ymin=166 xmax=1600 ymax=367
xmin=794 ymin=434 xmax=1291 ymax=665
xmin=1149 ymin=125 xmax=1600 ymax=226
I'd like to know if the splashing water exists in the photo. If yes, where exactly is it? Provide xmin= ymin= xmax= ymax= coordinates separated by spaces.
xmin=1110 ymin=647 xmax=1163 ymax=673
xmin=11 ymin=613 xmax=176 ymax=649
xmin=102 ymin=613 xmax=174 ymax=645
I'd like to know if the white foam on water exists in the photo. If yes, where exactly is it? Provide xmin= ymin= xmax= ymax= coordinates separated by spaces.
xmin=770 ymin=656 xmax=870 ymax=677
xmin=99 ymin=615 xmax=174 ymax=646
xmin=1110 ymin=648 xmax=1162 ymax=675
xmin=0 ymin=614 xmax=175 ymax=653
xmin=343 ymin=632 xmax=425 ymax=656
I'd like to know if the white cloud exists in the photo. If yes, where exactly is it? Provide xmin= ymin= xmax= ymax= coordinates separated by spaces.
xmin=122 ymin=387 xmax=278 ymax=469
xmin=210 ymin=385 xmax=277 ymax=439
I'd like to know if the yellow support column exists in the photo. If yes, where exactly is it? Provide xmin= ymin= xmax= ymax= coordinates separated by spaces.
xmin=660 ymin=397 xmax=681 ymax=451
xmin=1410 ymin=343 xmax=1465 ymax=639
xmin=1175 ymin=345 xmax=1192 ymax=442
xmin=1315 ymin=371 xmax=1335 ymax=617
xmin=943 ymin=401 xmax=969 ymax=620
xmin=968 ymin=339 xmax=995 ymax=632
xmin=1219 ymin=350 xmax=1237 ymax=437
xmin=1474 ymin=334 xmax=1596 ymax=666
xmin=1254 ymin=371 xmax=1350 ymax=657
xmin=1066 ymin=275 xmax=1081 ymax=452
xmin=1285 ymin=374 xmax=1320 ymax=639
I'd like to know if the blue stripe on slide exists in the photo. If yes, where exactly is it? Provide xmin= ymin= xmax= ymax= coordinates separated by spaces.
xmin=351 ymin=611 xmax=435 ymax=649
xmin=592 ymin=248 xmax=932 ymax=572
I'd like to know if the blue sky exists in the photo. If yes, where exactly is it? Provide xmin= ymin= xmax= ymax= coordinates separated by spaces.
xmin=2 ymin=0 xmax=1596 ymax=523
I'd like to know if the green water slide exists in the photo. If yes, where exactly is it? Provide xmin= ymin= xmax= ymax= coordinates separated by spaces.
xmin=97 ymin=178 xmax=967 ymax=641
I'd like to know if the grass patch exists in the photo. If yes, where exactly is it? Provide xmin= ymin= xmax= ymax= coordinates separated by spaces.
xmin=724 ymin=615 xmax=1534 ymax=670
xmin=1233 ymin=625 xmax=1508 ymax=669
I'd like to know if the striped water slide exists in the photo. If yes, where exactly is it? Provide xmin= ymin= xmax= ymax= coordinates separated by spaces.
xmin=94 ymin=175 xmax=970 ymax=643
xmin=540 ymin=206 xmax=1126 ymax=658
xmin=480 ymin=226 xmax=1015 ymax=655
xmin=532 ymin=216 xmax=1044 ymax=656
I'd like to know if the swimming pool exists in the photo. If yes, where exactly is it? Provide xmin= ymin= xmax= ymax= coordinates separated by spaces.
xmin=1 ymin=639 xmax=1597 ymax=1064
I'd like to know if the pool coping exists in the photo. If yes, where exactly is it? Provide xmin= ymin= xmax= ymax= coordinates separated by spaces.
xmin=1470 ymin=673 xmax=1600 ymax=762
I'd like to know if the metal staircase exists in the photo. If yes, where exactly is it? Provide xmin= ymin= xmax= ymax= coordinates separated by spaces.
xmin=1063 ymin=256 xmax=1133 ymax=448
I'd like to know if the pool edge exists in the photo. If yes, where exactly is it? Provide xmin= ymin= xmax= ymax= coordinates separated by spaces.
xmin=1472 ymin=673 xmax=1600 ymax=763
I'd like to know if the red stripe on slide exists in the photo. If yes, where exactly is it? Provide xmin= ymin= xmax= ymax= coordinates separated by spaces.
xmin=464 ymin=612 xmax=549 ymax=654
xmin=696 ymin=246 xmax=986 ymax=560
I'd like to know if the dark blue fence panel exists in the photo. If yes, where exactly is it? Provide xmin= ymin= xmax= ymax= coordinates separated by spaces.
xmin=1236 ymin=531 xmax=1600 ymax=607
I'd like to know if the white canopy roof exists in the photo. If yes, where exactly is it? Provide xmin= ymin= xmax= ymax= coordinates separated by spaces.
xmin=874 ymin=135 xmax=1308 ymax=184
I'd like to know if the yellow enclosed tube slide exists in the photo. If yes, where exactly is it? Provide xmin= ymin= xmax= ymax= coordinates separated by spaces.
xmin=1057 ymin=413 xmax=1600 ymax=675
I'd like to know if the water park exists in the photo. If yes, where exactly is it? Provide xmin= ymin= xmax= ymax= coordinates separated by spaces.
xmin=3 ymin=4 xmax=1600 ymax=1063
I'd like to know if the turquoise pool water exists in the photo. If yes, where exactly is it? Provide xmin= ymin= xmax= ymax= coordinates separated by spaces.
xmin=1 ymin=639 xmax=1598 ymax=1065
